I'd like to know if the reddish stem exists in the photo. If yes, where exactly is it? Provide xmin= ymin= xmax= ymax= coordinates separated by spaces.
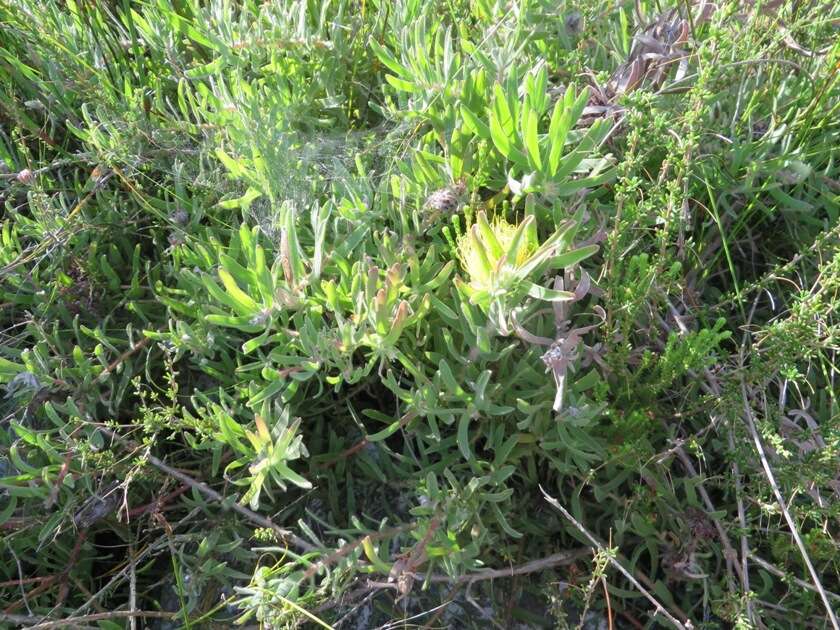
xmin=126 ymin=484 xmax=190 ymax=518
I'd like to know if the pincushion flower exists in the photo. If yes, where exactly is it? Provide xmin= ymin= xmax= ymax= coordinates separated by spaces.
xmin=456 ymin=210 xmax=598 ymax=333
xmin=457 ymin=212 xmax=536 ymax=294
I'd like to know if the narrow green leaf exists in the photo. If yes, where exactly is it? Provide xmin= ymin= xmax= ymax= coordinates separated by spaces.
xmin=367 ymin=417 xmax=409 ymax=442
xmin=457 ymin=412 xmax=472 ymax=460
xmin=215 ymin=148 xmax=245 ymax=178
xmin=253 ymin=245 xmax=274 ymax=305
xmin=419 ymin=261 xmax=455 ymax=292
xmin=523 ymin=107 xmax=541 ymax=170
xmin=476 ymin=212 xmax=503 ymax=259
xmin=243 ymin=330 xmax=272 ymax=354
xmin=284 ymin=210 xmax=306 ymax=286
xmin=0 ymin=495 xmax=17 ymax=526
xmin=548 ymin=244 xmax=599 ymax=269
xmin=385 ymin=74 xmax=416 ymax=92
xmin=99 ymin=254 xmax=121 ymax=290
xmin=526 ymin=282 xmax=575 ymax=302
xmin=547 ymin=99 xmax=569 ymax=176
xmin=275 ymin=464 xmax=312 ymax=489
xmin=248 ymin=379 xmax=287 ymax=407
xmin=218 ymin=187 xmax=262 ymax=210
xmin=438 ymin=359 xmax=465 ymax=396
xmin=0 ymin=357 xmax=23 ymax=383
xmin=489 ymin=107 xmax=512 ymax=158
xmin=504 ymin=215 xmax=534 ymax=265
xmin=492 ymin=83 xmax=515 ymax=137
xmin=204 ymin=313 xmax=262 ymax=332
xmin=494 ymin=435 xmax=520 ymax=467
xmin=529 ymin=64 xmax=549 ymax=116
xmin=369 ymin=39 xmax=410 ymax=78
xmin=554 ymin=117 xmax=607 ymax=180
xmin=490 ymin=502 xmax=523 ymax=538
xmin=473 ymin=370 xmax=492 ymax=405
xmin=460 ymin=104 xmax=491 ymax=140
xmin=218 ymin=268 xmax=260 ymax=313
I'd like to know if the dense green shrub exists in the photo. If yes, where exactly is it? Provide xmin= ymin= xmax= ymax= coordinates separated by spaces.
xmin=1 ymin=0 xmax=838 ymax=628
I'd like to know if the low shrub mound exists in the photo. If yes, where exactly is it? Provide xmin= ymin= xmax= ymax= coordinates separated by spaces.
xmin=1 ymin=0 xmax=838 ymax=627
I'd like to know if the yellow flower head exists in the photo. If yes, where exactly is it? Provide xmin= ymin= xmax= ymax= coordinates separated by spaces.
xmin=457 ymin=212 xmax=536 ymax=293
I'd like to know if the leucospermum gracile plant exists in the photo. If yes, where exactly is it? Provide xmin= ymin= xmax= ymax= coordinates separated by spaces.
xmin=455 ymin=208 xmax=597 ymax=335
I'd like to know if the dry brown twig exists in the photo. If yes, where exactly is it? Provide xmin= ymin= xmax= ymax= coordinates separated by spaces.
xmin=99 ymin=427 xmax=317 ymax=553
xmin=0 ymin=613 xmax=96 ymax=630
xmin=365 ymin=547 xmax=587 ymax=590
xmin=315 ymin=547 xmax=586 ymax=625
xmin=71 ymin=522 xmax=198 ymax=617
xmin=317 ymin=411 xmax=416 ymax=469
xmin=651 ymin=310 xmax=748 ymax=602
xmin=3 ymin=532 xmax=87 ymax=615
xmin=19 ymin=610 xmax=175 ymax=630
xmin=128 ymin=542 xmax=137 ymax=630
xmin=125 ymin=483 xmax=190 ymax=519
xmin=747 ymin=553 xmax=840 ymax=604
xmin=739 ymin=379 xmax=840 ymax=630
xmin=387 ymin=507 xmax=443 ymax=599
xmin=93 ymin=336 xmax=153 ymax=385
xmin=540 ymin=486 xmax=692 ymax=630
xmin=300 ymin=524 xmax=413 ymax=582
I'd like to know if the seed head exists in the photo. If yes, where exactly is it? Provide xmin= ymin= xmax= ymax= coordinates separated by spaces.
xmin=171 ymin=209 xmax=189 ymax=225
xmin=425 ymin=182 xmax=467 ymax=214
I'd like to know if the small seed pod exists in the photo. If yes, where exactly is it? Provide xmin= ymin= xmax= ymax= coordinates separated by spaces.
xmin=424 ymin=182 xmax=466 ymax=214
xmin=73 ymin=483 xmax=122 ymax=529
xmin=24 ymin=99 xmax=45 ymax=111
xmin=564 ymin=11 xmax=583 ymax=35
xmin=171 ymin=209 xmax=189 ymax=225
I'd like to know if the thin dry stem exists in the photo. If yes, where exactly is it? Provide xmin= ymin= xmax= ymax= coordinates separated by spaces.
xmin=21 ymin=610 xmax=175 ymax=630
xmin=739 ymin=381 xmax=840 ymax=630
xmin=540 ymin=486 xmax=691 ymax=630
xmin=100 ymin=427 xmax=317 ymax=553
xmin=365 ymin=547 xmax=587 ymax=588
xmin=747 ymin=553 xmax=840 ymax=603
